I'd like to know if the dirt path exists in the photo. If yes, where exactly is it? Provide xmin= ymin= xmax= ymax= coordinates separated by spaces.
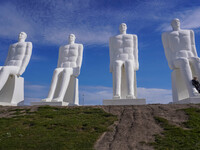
xmin=95 ymin=104 xmax=200 ymax=150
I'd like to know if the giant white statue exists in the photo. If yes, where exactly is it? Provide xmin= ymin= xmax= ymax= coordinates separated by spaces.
xmin=103 ymin=23 xmax=145 ymax=105
xmin=0 ymin=32 xmax=32 ymax=106
xmin=162 ymin=18 xmax=200 ymax=103
xmin=41 ymin=34 xmax=83 ymax=106
xmin=109 ymin=23 xmax=138 ymax=99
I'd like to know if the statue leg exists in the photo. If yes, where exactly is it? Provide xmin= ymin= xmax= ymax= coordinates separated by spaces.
xmin=125 ymin=60 xmax=135 ymax=99
xmin=174 ymin=58 xmax=198 ymax=97
xmin=0 ymin=66 xmax=19 ymax=91
xmin=52 ymin=68 xmax=73 ymax=102
xmin=189 ymin=57 xmax=200 ymax=78
xmin=42 ymin=68 xmax=63 ymax=102
xmin=113 ymin=60 xmax=123 ymax=99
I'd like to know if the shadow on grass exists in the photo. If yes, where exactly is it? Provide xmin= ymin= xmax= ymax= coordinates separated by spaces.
xmin=0 ymin=106 xmax=117 ymax=150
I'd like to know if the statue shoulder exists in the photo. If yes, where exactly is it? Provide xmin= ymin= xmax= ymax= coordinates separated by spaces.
xmin=77 ymin=43 xmax=83 ymax=49
xmin=131 ymin=34 xmax=137 ymax=39
xmin=10 ymin=42 xmax=18 ymax=47
xmin=162 ymin=31 xmax=170 ymax=37
xmin=190 ymin=30 xmax=194 ymax=35
xmin=109 ymin=36 xmax=116 ymax=40
xmin=26 ymin=42 xmax=32 ymax=47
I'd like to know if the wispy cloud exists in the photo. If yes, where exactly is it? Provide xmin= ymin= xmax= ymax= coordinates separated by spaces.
xmin=157 ymin=7 xmax=200 ymax=32
xmin=137 ymin=87 xmax=172 ymax=104
xmin=79 ymin=86 xmax=172 ymax=105
xmin=24 ymin=83 xmax=172 ymax=105
xmin=24 ymin=83 xmax=49 ymax=104
xmin=0 ymin=0 xmax=188 ymax=45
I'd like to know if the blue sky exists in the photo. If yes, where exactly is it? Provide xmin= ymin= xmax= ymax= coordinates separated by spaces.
xmin=0 ymin=0 xmax=200 ymax=105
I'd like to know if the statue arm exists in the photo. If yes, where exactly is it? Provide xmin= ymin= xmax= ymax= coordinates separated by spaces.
xmin=133 ymin=35 xmax=139 ymax=70
xmin=18 ymin=42 xmax=32 ymax=76
xmin=74 ymin=44 xmax=83 ymax=77
xmin=162 ymin=33 xmax=173 ymax=70
xmin=4 ymin=45 xmax=12 ymax=65
xmin=190 ymin=30 xmax=198 ymax=57
xmin=57 ymin=47 xmax=62 ymax=68
xmin=109 ymin=37 xmax=114 ymax=72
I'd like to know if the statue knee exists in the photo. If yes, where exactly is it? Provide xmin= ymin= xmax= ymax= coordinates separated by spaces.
xmin=190 ymin=57 xmax=200 ymax=63
xmin=177 ymin=58 xmax=189 ymax=67
xmin=125 ymin=60 xmax=133 ymax=66
xmin=54 ymin=69 xmax=61 ymax=75
xmin=114 ymin=61 xmax=122 ymax=67
xmin=63 ymin=68 xmax=72 ymax=75
xmin=1 ymin=67 xmax=8 ymax=73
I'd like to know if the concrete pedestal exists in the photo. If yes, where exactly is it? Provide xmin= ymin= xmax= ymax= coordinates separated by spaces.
xmin=31 ymin=101 xmax=78 ymax=106
xmin=173 ymin=97 xmax=200 ymax=104
xmin=0 ymin=75 xmax=24 ymax=106
xmin=103 ymin=98 xmax=146 ymax=105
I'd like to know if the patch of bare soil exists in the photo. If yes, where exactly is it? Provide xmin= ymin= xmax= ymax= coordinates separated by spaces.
xmin=95 ymin=104 xmax=200 ymax=150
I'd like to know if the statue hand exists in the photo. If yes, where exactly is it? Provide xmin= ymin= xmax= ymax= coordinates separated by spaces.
xmin=73 ymin=67 xmax=80 ymax=77
xmin=18 ymin=67 xmax=25 ymax=76
xmin=192 ymin=57 xmax=200 ymax=63
xmin=169 ymin=63 xmax=175 ymax=70
xmin=110 ymin=64 xmax=113 ymax=72
xmin=135 ymin=63 xmax=139 ymax=71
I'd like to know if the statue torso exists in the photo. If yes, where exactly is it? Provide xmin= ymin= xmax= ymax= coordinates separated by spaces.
xmin=5 ymin=42 xmax=27 ymax=67
xmin=168 ymin=30 xmax=194 ymax=59
xmin=59 ymin=43 xmax=79 ymax=68
xmin=110 ymin=34 xmax=135 ymax=61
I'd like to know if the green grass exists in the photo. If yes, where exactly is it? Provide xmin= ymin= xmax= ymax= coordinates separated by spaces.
xmin=0 ymin=106 xmax=117 ymax=150
xmin=151 ymin=108 xmax=200 ymax=150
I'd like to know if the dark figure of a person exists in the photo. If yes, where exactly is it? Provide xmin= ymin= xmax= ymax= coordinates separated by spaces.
xmin=192 ymin=77 xmax=200 ymax=93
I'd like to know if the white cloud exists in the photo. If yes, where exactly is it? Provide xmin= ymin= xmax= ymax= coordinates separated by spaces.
xmin=79 ymin=86 xmax=172 ymax=105
xmin=23 ymin=83 xmax=172 ymax=105
xmin=137 ymin=87 xmax=172 ymax=104
xmin=24 ymin=83 xmax=49 ymax=104
xmin=0 ymin=3 xmax=35 ymax=40
xmin=158 ymin=7 xmax=200 ymax=32
xmin=0 ymin=0 xmax=181 ymax=46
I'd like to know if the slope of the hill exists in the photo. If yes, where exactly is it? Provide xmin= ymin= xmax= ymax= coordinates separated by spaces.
xmin=95 ymin=104 xmax=200 ymax=150
xmin=0 ymin=104 xmax=200 ymax=150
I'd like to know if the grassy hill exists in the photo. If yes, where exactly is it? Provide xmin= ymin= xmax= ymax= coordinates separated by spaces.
xmin=0 ymin=104 xmax=200 ymax=150
xmin=0 ymin=106 xmax=117 ymax=150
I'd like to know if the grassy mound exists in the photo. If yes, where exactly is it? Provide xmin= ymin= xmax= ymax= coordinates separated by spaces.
xmin=151 ymin=107 xmax=200 ymax=150
xmin=0 ymin=106 xmax=117 ymax=150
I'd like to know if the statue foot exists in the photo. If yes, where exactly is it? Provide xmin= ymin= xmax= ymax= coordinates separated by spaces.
xmin=193 ymin=92 xmax=200 ymax=97
xmin=126 ymin=95 xmax=136 ymax=99
xmin=113 ymin=95 xmax=120 ymax=99
xmin=52 ymin=98 xmax=63 ymax=102
xmin=41 ymin=98 xmax=51 ymax=102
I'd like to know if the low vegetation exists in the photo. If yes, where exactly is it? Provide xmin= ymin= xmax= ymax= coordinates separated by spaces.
xmin=151 ymin=107 xmax=200 ymax=150
xmin=0 ymin=106 xmax=117 ymax=150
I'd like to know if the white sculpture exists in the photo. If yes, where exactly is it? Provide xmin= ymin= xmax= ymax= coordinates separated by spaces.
xmin=41 ymin=34 xmax=83 ymax=105
xmin=109 ymin=23 xmax=139 ymax=99
xmin=0 ymin=32 xmax=32 ymax=106
xmin=162 ymin=18 xmax=200 ymax=103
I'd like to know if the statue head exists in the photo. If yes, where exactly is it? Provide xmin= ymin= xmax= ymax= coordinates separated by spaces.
xmin=68 ymin=34 xmax=76 ymax=44
xmin=171 ymin=18 xmax=180 ymax=31
xmin=18 ymin=32 xmax=27 ymax=42
xmin=119 ymin=23 xmax=127 ymax=34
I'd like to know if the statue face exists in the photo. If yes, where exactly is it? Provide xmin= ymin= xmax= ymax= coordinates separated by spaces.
xmin=171 ymin=18 xmax=180 ymax=29
xmin=119 ymin=23 xmax=127 ymax=33
xmin=18 ymin=32 xmax=27 ymax=40
xmin=69 ymin=34 xmax=75 ymax=43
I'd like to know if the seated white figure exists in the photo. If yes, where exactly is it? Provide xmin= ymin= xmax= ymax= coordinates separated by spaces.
xmin=109 ymin=23 xmax=139 ymax=99
xmin=162 ymin=18 xmax=200 ymax=101
xmin=0 ymin=32 xmax=32 ymax=105
xmin=42 ymin=34 xmax=83 ymax=103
